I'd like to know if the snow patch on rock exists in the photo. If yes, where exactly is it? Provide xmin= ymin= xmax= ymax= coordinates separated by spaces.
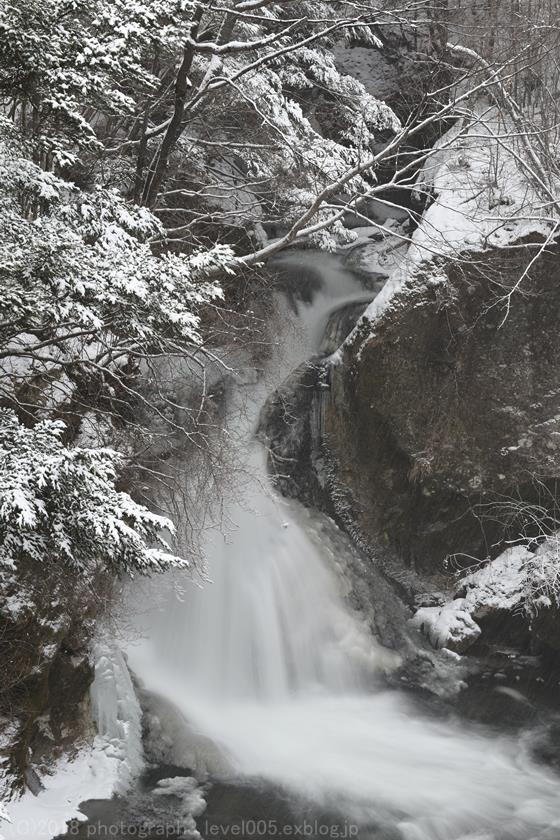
xmin=461 ymin=546 xmax=531 ymax=617
xmin=410 ymin=599 xmax=481 ymax=653
xmin=153 ymin=776 xmax=206 ymax=838
xmin=410 ymin=542 xmax=560 ymax=654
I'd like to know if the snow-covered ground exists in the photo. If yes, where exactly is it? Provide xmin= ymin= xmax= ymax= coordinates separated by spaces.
xmin=335 ymin=100 xmax=559 ymax=359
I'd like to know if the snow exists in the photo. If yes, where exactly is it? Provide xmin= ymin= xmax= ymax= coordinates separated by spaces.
xmin=410 ymin=544 xmax=544 ymax=653
xmin=461 ymin=546 xmax=532 ymax=616
xmin=410 ymin=545 xmax=537 ymax=653
xmin=2 ymin=641 xmax=143 ymax=840
xmin=408 ymin=105 xmax=555 ymax=264
xmin=2 ymin=747 xmax=117 ymax=840
xmin=338 ymin=101 xmax=559 ymax=359
xmin=0 ymin=409 xmax=186 ymax=576
xmin=0 ymin=806 xmax=10 ymax=840
xmin=340 ymin=225 xmax=408 ymax=279
xmin=152 ymin=776 xmax=206 ymax=838
xmin=410 ymin=599 xmax=481 ymax=652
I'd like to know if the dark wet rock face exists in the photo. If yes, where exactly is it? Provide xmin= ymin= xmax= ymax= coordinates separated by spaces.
xmin=531 ymin=605 xmax=560 ymax=653
xmin=321 ymin=301 xmax=373 ymax=356
xmin=326 ymin=237 xmax=560 ymax=580
xmin=259 ymin=360 xmax=331 ymax=513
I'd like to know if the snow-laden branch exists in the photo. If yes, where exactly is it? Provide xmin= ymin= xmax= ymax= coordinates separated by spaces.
xmin=185 ymin=19 xmax=303 ymax=54
xmin=223 ymin=69 xmax=523 ymax=269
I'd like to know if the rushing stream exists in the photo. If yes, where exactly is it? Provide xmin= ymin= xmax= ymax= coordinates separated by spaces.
xmin=69 ymin=251 xmax=560 ymax=840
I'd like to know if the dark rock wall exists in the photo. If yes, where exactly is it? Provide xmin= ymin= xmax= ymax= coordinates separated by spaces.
xmin=326 ymin=237 xmax=560 ymax=576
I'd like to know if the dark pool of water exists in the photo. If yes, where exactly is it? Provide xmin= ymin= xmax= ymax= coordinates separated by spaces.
xmin=54 ymin=762 xmax=393 ymax=840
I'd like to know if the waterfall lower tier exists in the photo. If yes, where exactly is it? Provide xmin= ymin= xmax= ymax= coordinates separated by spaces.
xmin=125 ymin=251 xmax=560 ymax=840
xmin=148 ymin=447 xmax=380 ymax=702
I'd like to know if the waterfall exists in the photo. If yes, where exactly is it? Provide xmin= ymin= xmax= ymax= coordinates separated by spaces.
xmin=125 ymin=251 xmax=560 ymax=840
xmin=154 ymin=448 xmax=379 ymax=701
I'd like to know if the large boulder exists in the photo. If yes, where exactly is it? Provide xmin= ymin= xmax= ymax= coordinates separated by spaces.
xmin=326 ymin=236 xmax=560 ymax=577
xmin=410 ymin=599 xmax=481 ymax=653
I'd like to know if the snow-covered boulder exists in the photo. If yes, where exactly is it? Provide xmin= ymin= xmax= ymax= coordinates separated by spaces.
xmin=411 ymin=541 xmax=560 ymax=654
xmin=460 ymin=546 xmax=531 ymax=619
xmin=410 ymin=599 xmax=481 ymax=653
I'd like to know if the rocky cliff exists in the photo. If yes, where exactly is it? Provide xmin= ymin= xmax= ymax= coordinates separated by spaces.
xmin=326 ymin=235 xmax=560 ymax=579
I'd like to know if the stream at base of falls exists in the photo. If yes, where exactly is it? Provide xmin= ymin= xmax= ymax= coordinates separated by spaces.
xmin=58 ymin=250 xmax=560 ymax=840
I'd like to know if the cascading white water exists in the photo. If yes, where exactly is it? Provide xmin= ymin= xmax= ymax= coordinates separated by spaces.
xmin=155 ymin=446 xmax=378 ymax=701
xmin=127 ymin=251 xmax=560 ymax=840
xmin=136 ymin=252 xmax=382 ymax=703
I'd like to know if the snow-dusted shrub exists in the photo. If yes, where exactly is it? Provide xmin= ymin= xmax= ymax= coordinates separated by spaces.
xmin=519 ymin=535 xmax=560 ymax=614
xmin=0 ymin=130 xmax=226 ymax=359
xmin=0 ymin=409 xmax=186 ymax=576
xmin=0 ymin=0 xmax=195 ymax=160
xmin=0 ymin=60 xmax=234 ymax=582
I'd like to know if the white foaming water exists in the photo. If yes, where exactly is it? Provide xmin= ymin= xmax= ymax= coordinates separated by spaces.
xmin=127 ymin=252 xmax=560 ymax=840
xmin=151 ymin=449 xmax=378 ymax=701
